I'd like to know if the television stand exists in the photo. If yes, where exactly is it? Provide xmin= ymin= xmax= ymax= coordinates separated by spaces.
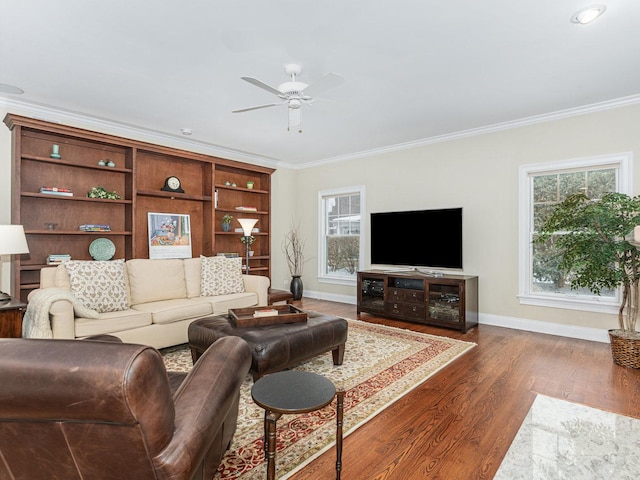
xmin=357 ymin=270 xmax=478 ymax=333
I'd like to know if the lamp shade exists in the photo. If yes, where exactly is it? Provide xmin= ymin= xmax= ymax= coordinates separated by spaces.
xmin=237 ymin=218 xmax=258 ymax=237
xmin=0 ymin=225 xmax=29 ymax=255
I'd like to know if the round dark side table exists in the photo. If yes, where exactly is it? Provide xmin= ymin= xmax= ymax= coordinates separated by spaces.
xmin=251 ymin=370 xmax=345 ymax=480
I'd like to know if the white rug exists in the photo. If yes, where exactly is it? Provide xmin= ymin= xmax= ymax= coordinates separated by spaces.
xmin=495 ymin=394 xmax=640 ymax=479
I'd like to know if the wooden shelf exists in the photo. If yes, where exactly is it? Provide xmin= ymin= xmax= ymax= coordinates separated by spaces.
xmin=137 ymin=189 xmax=213 ymax=202
xmin=6 ymin=113 xmax=274 ymax=302
xmin=26 ymin=230 xmax=132 ymax=235
xmin=21 ymin=154 xmax=133 ymax=173
xmin=22 ymin=192 xmax=132 ymax=204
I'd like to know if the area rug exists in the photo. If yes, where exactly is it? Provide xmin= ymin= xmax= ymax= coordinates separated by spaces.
xmin=494 ymin=394 xmax=640 ymax=479
xmin=162 ymin=318 xmax=476 ymax=479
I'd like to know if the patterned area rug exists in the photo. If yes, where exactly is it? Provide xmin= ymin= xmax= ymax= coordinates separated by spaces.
xmin=162 ymin=318 xmax=475 ymax=479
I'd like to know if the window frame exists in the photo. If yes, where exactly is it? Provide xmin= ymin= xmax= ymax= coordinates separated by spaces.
xmin=518 ymin=153 xmax=633 ymax=313
xmin=317 ymin=185 xmax=365 ymax=286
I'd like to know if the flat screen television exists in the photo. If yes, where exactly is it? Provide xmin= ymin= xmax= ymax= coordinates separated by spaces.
xmin=370 ymin=208 xmax=463 ymax=269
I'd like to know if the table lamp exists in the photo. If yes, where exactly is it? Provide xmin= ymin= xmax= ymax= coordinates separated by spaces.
xmin=0 ymin=225 xmax=30 ymax=302
xmin=237 ymin=218 xmax=258 ymax=274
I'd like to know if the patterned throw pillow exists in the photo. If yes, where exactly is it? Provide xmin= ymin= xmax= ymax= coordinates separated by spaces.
xmin=64 ymin=259 xmax=129 ymax=313
xmin=200 ymin=256 xmax=245 ymax=296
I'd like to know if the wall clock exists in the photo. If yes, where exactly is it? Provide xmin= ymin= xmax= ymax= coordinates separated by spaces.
xmin=161 ymin=176 xmax=184 ymax=193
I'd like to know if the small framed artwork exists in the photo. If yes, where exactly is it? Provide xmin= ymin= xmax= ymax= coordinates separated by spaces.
xmin=148 ymin=212 xmax=192 ymax=259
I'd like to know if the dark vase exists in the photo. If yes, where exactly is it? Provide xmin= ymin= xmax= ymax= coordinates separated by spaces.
xmin=290 ymin=275 xmax=303 ymax=300
xmin=222 ymin=222 xmax=231 ymax=232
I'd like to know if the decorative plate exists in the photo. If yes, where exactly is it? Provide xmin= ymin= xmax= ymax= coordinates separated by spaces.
xmin=89 ymin=238 xmax=116 ymax=261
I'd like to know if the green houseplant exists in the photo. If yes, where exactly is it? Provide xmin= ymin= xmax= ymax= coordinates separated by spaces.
xmin=221 ymin=213 xmax=233 ymax=232
xmin=535 ymin=192 xmax=640 ymax=367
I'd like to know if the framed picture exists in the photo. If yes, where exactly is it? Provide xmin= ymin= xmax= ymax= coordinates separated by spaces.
xmin=148 ymin=212 xmax=192 ymax=259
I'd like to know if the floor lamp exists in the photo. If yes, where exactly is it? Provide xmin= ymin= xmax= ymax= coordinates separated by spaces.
xmin=237 ymin=218 xmax=258 ymax=274
xmin=0 ymin=225 xmax=30 ymax=302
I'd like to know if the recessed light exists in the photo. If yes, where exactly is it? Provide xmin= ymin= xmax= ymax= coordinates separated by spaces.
xmin=181 ymin=128 xmax=192 ymax=136
xmin=571 ymin=4 xmax=607 ymax=24
xmin=0 ymin=83 xmax=24 ymax=94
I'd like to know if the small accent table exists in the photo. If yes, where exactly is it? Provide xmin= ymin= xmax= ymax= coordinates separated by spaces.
xmin=0 ymin=297 xmax=27 ymax=338
xmin=251 ymin=370 xmax=345 ymax=480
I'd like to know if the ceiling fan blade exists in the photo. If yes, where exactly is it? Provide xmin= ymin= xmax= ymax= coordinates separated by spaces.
xmin=241 ymin=77 xmax=283 ymax=97
xmin=302 ymin=72 xmax=344 ymax=97
xmin=232 ymin=103 xmax=280 ymax=113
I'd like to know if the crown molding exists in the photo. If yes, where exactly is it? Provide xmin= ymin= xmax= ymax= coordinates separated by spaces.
xmin=0 ymin=97 xmax=282 ymax=169
xmin=297 ymin=93 xmax=640 ymax=169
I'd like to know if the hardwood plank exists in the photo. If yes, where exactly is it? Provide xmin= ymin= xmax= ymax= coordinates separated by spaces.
xmin=286 ymin=298 xmax=640 ymax=479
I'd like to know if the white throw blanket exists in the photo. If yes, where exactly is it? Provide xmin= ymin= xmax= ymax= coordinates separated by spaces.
xmin=22 ymin=288 xmax=99 ymax=339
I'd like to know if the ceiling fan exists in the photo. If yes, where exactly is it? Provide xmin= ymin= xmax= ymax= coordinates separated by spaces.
xmin=232 ymin=64 xmax=344 ymax=132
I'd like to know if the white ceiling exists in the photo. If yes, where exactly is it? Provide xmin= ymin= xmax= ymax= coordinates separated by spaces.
xmin=1 ymin=1 xmax=639 ymax=168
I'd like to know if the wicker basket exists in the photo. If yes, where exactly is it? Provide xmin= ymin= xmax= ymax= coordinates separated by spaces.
xmin=608 ymin=329 xmax=640 ymax=369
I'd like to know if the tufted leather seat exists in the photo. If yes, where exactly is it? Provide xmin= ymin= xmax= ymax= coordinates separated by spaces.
xmin=188 ymin=310 xmax=348 ymax=380
xmin=0 ymin=335 xmax=251 ymax=480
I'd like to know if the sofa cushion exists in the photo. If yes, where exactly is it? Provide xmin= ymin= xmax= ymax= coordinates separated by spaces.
xmin=74 ymin=309 xmax=152 ymax=337
xmin=127 ymin=259 xmax=187 ymax=305
xmin=131 ymin=299 xmax=213 ymax=325
xmin=201 ymin=256 xmax=245 ymax=296
xmin=64 ymin=260 xmax=129 ymax=313
xmin=183 ymin=257 xmax=202 ymax=298
xmin=54 ymin=264 xmax=72 ymax=290
xmin=206 ymin=292 xmax=258 ymax=315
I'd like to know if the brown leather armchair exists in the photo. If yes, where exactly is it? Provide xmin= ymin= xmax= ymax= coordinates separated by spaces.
xmin=0 ymin=335 xmax=252 ymax=480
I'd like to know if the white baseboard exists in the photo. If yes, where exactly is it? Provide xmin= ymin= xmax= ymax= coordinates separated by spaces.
xmin=303 ymin=289 xmax=357 ymax=306
xmin=479 ymin=313 xmax=609 ymax=343
xmin=303 ymin=291 xmax=610 ymax=343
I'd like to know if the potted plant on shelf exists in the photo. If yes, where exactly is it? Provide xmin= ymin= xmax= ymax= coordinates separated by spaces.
xmin=282 ymin=223 xmax=306 ymax=300
xmin=221 ymin=214 xmax=233 ymax=232
xmin=535 ymin=192 xmax=640 ymax=368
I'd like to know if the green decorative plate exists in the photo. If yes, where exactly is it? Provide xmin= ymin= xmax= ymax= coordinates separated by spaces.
xmin=89 ymin=238 xmax=115 ymax=261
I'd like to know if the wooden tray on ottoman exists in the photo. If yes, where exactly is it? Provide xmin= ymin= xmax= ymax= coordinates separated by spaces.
xmin=229 ymin=305 xmax=308 ymax=328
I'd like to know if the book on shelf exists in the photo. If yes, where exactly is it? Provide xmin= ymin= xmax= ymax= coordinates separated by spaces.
xmin=79 ymin=224 xmax=111 ymax=232
xmin=47 ymin=254 xmax=71 ymax=265
xmin=234 ymin=206 xmax=257 ymax=211
xmin=40 ymin=188 xmax=73 ymax=197
xmin=41 ymin=186 xmax=72 ymax=193
xmin=234 ymin=227 xmax=260 ymax=233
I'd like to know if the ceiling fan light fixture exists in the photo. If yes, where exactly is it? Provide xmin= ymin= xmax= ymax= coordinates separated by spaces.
xmin=571 ymin=4 xmax=607 ymax=24
xmin=289 ymin=99 xmax=302 ymax=110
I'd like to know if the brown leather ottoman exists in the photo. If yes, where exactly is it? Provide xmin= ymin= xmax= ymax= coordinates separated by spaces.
xmin=188 ymin=311 xmax=348 ymax=380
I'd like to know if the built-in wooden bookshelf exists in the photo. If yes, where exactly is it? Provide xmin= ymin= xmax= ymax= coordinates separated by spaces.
xmin=5 ymin=114 xmax=274 ymax=302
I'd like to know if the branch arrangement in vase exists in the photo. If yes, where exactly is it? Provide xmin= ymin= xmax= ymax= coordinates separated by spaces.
xmin=282 ymin=222 xmax=306 ymax=277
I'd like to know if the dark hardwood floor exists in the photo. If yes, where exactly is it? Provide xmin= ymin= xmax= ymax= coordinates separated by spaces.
xmin=288 ymin=297 xmax=640 ymax=480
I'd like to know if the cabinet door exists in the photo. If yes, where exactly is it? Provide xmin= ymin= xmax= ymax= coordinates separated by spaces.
xmin=359 ymin=276 xmax=386 ymax=312
xmin=427 ymin=283 xmax=462 ymax=324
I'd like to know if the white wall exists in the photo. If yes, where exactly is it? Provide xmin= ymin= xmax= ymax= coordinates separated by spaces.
xmin=281 ymin=104 xmax=640 ymax=336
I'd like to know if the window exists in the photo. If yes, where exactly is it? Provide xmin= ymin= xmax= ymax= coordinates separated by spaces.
xmin=318 ymin=186 xmax=365 ymax=284
xmin=518 ymin=153 xmax=632 ymax=312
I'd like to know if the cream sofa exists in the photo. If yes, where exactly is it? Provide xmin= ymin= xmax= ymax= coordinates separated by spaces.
xmin=32 ymin=257 xmax=270 ymax=349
